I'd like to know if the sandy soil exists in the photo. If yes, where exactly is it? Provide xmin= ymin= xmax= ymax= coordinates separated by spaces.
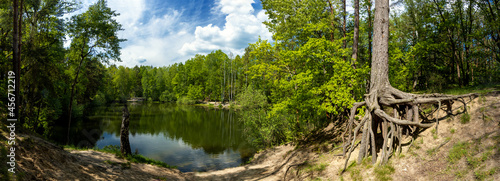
xmin=2 ymin=91 xmax=499 ymax=180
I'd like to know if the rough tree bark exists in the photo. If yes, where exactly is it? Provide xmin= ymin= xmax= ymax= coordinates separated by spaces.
xmin=341 ymin=0 xmax=477 ymax=170
xmin=352 ymin=0 xmax=360 ymax=69
xmin=120 ymin=104 xmax=131 ymax=156
xmin=367 ymin=0 xmax=372 ymax=64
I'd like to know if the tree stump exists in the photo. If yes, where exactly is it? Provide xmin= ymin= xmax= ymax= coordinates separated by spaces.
xmin=120 ymin=104 xmax=131 ymax=156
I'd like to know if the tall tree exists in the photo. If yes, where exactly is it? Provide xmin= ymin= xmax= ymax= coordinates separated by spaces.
xmin=12 ymin=0 xmax=21 ymax=123
xmin=366 ymin=0 xmax=373 ymax=63
xmin=352 ymin=0 xmax=360 ymax=68
xmin=326 ymin=0 xmax=336 ymax=41
xmin=342 ymin=0 xmax=347 ymax=50
xmin=66 ymin=0 xmax=124 ymax=144
xmin=342 ymin=0 xmax=477 ymax=169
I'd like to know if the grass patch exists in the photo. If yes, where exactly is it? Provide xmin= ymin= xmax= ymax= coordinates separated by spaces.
xmin=431 ymin=128 xmax=438 ymax=139
xmin=474 ymin=167 xmax=497 ymax=181
xmin=455 ymin=169 xmax=468 ymax=179
xmin=0 ymin=145 xmax=10 ymax=181
xmin=441 ymin=84 xmax=500 ymax=95
xmin=460 ymin=113 xmax=470 ymax=124
xmin=102 ymin=145 xmax=176 ymax=169
xmin=104 ymin=160 xmax=131 ymax=169
xmin=64 ymin=145 xmax=91 ymax=151
xmin=480 ymin=95 xmax=487 ymax=104
xmin=467 ymin=157 xmax=482 ymax=169
xmin=347 ymin=161 xmax=357 ymax=170
xmin=450 ymin=128 xmax=455 ymax=134
xmin=426 ymin=148 xmax=437 ymax=155
xmin=467 ymin=151 xmax=493 ymax=169
xmin=68 ymin=145 xmax=176 ymax=169
xmin=341 ymin=161 xmax=362 ymax=180
xmin=304 ymin=163 xmax=328 ymax=172
xmin=448 ymin=141 xmax=471 ymax=164
xmin=349 ymin=167 xmax=362 ymax=181
xmin=154 ymin=176 xmax=168 ymax=181
xmin=412 ymin=137 xmax=423 ymax=150
xmin=104 ymin=160 xmax=119 ymax=166
xmin=361 ymin=156 xmax=373 ymax=169
xmin=374 ymin=163 xmax=395 ymax=181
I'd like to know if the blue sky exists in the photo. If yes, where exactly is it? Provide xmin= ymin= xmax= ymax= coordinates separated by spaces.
xmin=64 ymin=0 xmax=272 ymax=67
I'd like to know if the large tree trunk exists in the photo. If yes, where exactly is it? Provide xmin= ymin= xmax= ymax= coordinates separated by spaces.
xmin=341 ymin=0 xmax=477 ymax=170
xmin=370 ymin=0 xmax=390 ymax=90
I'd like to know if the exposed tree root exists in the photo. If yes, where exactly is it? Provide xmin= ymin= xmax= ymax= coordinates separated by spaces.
xmin=341 ymin=85 xmax=477 ymax=171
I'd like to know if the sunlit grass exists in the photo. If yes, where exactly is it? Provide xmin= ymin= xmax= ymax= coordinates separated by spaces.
xmin=460 ymin=113 xmax=470 ymax=124
xmin=374 ymin=163 xmax=395 ymax=181
xmin=65 ymin=145 xmax=177 ymax=169
xmin=414 ymin=83 xmax=500 ymax=95
xmin=448 ymin=141 xmax=470 ymax=164
xmin=442 ymin=84 xmax=500 ymax=95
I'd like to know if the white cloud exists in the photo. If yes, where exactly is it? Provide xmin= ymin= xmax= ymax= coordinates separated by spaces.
xmin=217 ymin=0 xmax=254 ymax=15
xmin=107 ymin=0 xmax=197 ymax=67
xmin=179 ymin=0 xmax=272 ymax=57
xmin=63 ymin=0 xmax=272 ymax=67
xmin=112 ymin=5 xmax=195 ymax=66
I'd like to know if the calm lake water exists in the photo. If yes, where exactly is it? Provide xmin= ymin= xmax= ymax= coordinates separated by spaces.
xmin=56 ymin=103 xmax=255 ymax=172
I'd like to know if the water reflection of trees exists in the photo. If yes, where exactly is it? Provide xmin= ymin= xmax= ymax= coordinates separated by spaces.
xmin=92 ymin=103 xmax=252 ymax=155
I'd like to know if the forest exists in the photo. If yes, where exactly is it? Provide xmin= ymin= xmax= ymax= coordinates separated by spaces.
xmin=1 ymin=0 xmax=499 ymax=149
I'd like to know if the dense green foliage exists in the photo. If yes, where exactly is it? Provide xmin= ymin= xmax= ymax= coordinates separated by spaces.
xmin=0 ymin=0 xmax=498 ymax=148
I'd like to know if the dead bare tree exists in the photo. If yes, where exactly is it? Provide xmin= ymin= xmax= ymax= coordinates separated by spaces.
xmin=341 ymin=0 xmax=477 ymax=170
xmin=120 ymin=104 xmax=131 ymax=156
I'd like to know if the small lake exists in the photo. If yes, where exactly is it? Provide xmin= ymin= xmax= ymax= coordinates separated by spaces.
xmin=55 ymin=103 xmax=255 ymax=172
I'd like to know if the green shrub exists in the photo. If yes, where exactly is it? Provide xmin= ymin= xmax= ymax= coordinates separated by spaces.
xmin=159 ymin=91 xmax=176 ymax=102
xmin=240 ymin=109 xmax=292 ymax=148
xmin=236 ymin=85 xmax=268 ymax=109
xmin=187 ymin=85 xmax=204 ymax=101
xmin=176 ymin=96 xmax=196 ymax=105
